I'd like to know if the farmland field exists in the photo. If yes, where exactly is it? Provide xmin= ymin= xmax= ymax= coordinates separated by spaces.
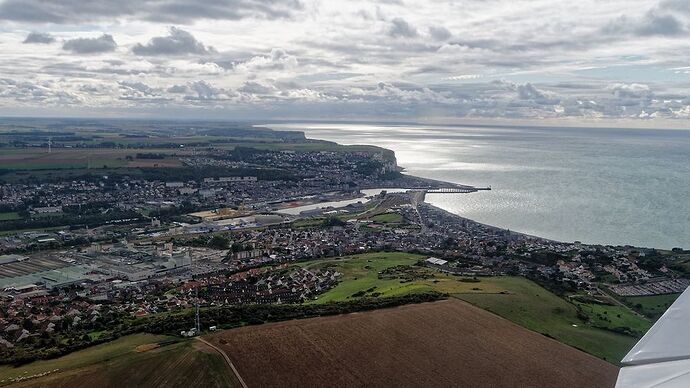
xmin=1 ymin=334 xmax=238 ymax=388
xmin=205 ymin=299 xmax=618 ymax=388
xmin=0 ymin=148 xmax=185 ymax=170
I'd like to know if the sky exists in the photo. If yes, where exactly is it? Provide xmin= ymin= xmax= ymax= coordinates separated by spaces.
xmin=1 ymin=0 xmax=690 ymax=124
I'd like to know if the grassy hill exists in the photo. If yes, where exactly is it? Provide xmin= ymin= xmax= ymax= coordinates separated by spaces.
xmin=457 ymin=282 xmax=643 ymax=363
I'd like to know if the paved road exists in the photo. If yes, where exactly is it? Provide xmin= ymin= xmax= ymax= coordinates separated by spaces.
xmin=196 ymin=336 xmax=248 ymax=388
xmin=409 ymin=190 xmax=428 ymax=233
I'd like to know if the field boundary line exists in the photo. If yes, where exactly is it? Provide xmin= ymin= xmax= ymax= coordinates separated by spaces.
xmin=196 ymin=337 xmax=248 ymax=388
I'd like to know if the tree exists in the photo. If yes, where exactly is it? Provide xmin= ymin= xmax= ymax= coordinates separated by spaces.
xmin=322 ymin=217 xmax=346 ymax=227
xmin=208 ymin=235 xmax=230 ymax=249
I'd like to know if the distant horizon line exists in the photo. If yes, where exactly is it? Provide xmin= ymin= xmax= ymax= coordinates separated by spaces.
xmin=1 ymin=115 xmax=690 ymax=132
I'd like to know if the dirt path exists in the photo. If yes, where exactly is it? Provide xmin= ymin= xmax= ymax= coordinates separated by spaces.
xmin=196 ymin=337 xmax=248 ymax=388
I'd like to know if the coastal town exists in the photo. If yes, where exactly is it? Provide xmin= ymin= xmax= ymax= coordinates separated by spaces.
xmin=0 ymin=122 xmax=687 ymax=368
xmin=1 ymin=186 xmax=687 ymax=352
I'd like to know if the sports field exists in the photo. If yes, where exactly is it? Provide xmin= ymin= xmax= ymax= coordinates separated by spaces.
xmin=205 ymin=299 xmax=618 ymax=388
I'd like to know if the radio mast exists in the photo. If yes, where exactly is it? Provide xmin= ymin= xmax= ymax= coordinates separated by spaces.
xmin=195 ymin=287 xmax=200 ymax=333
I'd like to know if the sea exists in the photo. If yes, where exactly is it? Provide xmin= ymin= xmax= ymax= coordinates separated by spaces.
xmin=263 ymin=123 xmax=690 ymax=249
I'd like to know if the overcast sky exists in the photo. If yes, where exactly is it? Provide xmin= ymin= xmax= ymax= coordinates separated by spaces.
xmin=2 ymin=0 xmax=690 ymax=124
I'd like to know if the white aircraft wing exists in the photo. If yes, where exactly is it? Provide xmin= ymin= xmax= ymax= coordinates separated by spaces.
xmin=616 ymin=286 xmax=690 ymax=388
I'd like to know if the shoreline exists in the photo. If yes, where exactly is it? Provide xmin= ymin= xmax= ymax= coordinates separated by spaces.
xmin=395 ymin=173 xmax=663 ymax=250
xmin=419 ymin=200 xmax=563 ymax=245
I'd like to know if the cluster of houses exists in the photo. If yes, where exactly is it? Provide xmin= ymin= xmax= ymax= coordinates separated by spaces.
xmin=182 ymin=267 xmax=340 ymax=305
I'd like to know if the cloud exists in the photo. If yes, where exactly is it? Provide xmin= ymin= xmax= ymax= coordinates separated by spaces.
xmin=132 ymin=27 xmax=215 ymax=56
xmin=23 ymin=31 xmax=55 ymax=44
xmin=118 ymin=81 xmax=157 ymax=96
xmin=389 ymin=17 xmax=418 ymax=38
xmin=185 ymin=80 xmax=233 ymax=100
xmin=118 ymin=81 xmax=173 ymax=102
xmin=0 ymin=0 xmax=303 ymax=24
xmin=660 ymin=0 xmax=690 ymax=14
xmin=167 ymin=84 xmax=189 ymax=93
xmin=347 ymin=82 xmax=458 ymax=105
xmin=636 ymin=11 xmax=685 ymax=36
xmin=239 ymin=81 xmax=276 ymax=94
xmin=4 ymin=0 xmax=690 ymax=122
xmin=429 ymin=26 xmax=451 ymax=41
xmin=63 ymin=34 xmax=117 ymax=54
xmin=147 ymin=80 xmax=234 ymax=101
xmin=604 ymin=10 xmax=686 ymax=37
xmin=608 ymin=83 xmax=652 ymax=99
xmin=0 ymin=78 xmax=82 ymax=104
xmin=517 ymin=83 xmax=547 ymax=100
xmin=229 ymin=48 xmax=298 ymax=71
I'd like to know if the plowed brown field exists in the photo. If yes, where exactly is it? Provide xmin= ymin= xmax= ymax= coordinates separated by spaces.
xmin=206 ymin=299 xmax=619 ymax=388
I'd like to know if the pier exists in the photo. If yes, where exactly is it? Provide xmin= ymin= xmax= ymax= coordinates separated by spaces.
xmin=405 ymin=185 xmax=490 ymax=211
xmin=407 ymin=186 xmax=491 ymax=194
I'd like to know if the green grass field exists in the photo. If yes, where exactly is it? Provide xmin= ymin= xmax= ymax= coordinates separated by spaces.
xmin=0 ymin=213 xmax=21 ymax=221
xmin=299 ymin=252 xmax=511 ymax=304
xmin=622 ymin=293 xmax=680 ymax=319
xmin=301 ymin=252 xmax=540 ymax=304
xmin=0 ymin=334 xmax=238 ymax=387
xmin=292 ymin=218 xmax=326 ymax=228
xmin=573 ymin=301 xmax=652 ymax=336
xmin=299 ymin=252 xmax=641 ymax=363
xmin=300 ymin=252 xmax=424 ymax=303
xmin=369 ymin=213 xmax=403 ymax=223
xmin=457 ymin=282 xmax=641 ymax=363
